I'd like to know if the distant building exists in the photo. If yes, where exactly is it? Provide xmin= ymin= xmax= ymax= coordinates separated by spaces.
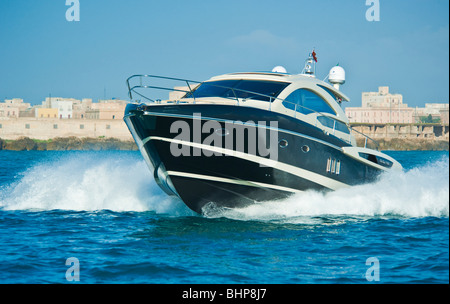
xmin=72 ymin=98 xmax=93 ymax=119
xmin=4 ymin=98 xmax=31 ymax=110
xmin=35 ymin=107 xmax=59 ymax=119
xmin=362 ymin=86 xmax=403 ymax=107
xmin=0 ymin=104 xmax=19 ymax=118
xmin=42 ymin=97 xmax=75 ymax=119
xmin=0 ymin=98 xmax=31 ymax=118
xmin=19 ymin=107 xmax=36 ymax=118
xmin=345 ymin=86 xmax=414 ymax=124
xmin=413 ymin=103 xmax=449 ymax=123
xmin=440 ymin=109 xmax=449 ymax=125
xmin=85 ymin=99 xmax=127 ymax=120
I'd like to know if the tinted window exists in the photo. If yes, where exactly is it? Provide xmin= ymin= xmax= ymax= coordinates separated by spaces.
xmin=282 ymin=88 xmax=336 ymax=115
xmin=359 ymin=153 xmax=393 ymax=168
xmin=317 ymin=84 xmax=342 ymax=103
xmin=185 ymin=80 xmax=289 ymax=102
xmin=186 ymin=80 xmax=237 ymax=99
xmin=317 ymin=116 xmax=350 ymax=134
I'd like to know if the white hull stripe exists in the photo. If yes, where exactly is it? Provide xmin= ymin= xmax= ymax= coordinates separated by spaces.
xmin=144 ymin=136 xmax=349 ymax=190
xmin=166 ymin=171 xmax=303 ymax=194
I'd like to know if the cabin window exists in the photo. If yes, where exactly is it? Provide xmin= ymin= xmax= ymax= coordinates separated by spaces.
xmin=282 ymin=88 xmax=336 ymax=115
xmin=278 ymin=139 xmax=288 ymax=148
xmin=185 ymin=80 xmax=289 ymax=102
xmin=317 ymin=116 xmax=350 ymax=134
xmin=359 ymin=152 xmax=393 ymax=168
xmin=317 ymin=84 xmax=342 ymax=104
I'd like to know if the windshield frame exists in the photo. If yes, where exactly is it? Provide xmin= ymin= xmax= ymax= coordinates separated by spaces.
xmin=183 ymin=79 xmax=290 ymax=102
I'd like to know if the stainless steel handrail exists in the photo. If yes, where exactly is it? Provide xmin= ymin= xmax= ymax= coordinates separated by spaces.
xmin=127 ymin=74 xmax=201 ymax=102
xmin=126 ymin=74 xmax=378 ymax=148
xmin=349 ymin=126 xmax=380 ymax=149
xmin=127 ymin=74 xmax=282 ymax=105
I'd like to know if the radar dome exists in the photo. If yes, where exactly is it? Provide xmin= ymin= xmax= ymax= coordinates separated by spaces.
xmin=272 ymin=66 xmax=287 ymax=73
xmin=328 ymin=66 xmax=345 ymax=85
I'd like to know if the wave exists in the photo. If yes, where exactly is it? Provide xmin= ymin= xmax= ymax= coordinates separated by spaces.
xmin=203 ymin=156 xmax=449 ymax=222
xmin=0 ymin=153 xmax=193 ymax=215
xmin=1 ymin=152 xmax=448 ymax=221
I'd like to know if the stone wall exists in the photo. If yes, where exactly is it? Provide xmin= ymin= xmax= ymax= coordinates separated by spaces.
xmin=350 ymin=123 xmax=449 ymax=139
xmin=0 ymin=117 xmax=132 ymax=141
xmin=350 ymin=123 xmax=449 ymax=150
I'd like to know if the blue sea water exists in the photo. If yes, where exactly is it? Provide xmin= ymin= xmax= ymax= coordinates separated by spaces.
xmin=0 ymin=150 xmax=448 ymax=284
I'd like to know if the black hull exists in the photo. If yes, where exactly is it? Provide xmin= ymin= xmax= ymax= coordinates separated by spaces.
xmin=169 ymin=176 xmax=292 ymax=213
xmin=124 ymin=103 xmax=382 ymax=213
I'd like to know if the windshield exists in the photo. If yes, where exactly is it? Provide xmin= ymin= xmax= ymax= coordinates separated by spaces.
xmin=184 ymin=79 xmax=290 ymax=102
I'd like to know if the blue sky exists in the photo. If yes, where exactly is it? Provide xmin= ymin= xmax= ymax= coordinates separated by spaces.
xmin=0 ymin=0 xmax=448 ymax=108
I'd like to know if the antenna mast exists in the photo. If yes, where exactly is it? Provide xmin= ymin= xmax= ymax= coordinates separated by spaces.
xmin=301 ymin=49 xmax=317 ymax=77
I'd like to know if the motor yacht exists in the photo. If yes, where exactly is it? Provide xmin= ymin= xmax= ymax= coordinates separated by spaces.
xmin=123 ymin=53 xmax=402 ymax=213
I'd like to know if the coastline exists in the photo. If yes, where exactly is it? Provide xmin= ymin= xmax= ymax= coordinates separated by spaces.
xmin=355 ymin=137 xmax=449 ymax=151
xmin=0 ymin=136 xmax=448 ymax=151
xmin=0 ymin=137 xmax=138 ymax=151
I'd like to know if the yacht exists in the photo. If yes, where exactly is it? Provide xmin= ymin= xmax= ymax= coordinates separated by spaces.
xmin=123 ymin=53 xmax=402 ymax=213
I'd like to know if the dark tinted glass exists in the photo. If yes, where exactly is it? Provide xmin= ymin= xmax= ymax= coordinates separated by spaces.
xmin=317 ymin=84 xmax=341 ymax=103
xmin=282 ymin=88 xmax=336 ymax=115
xmin=317 ymin=116 xmax=350 ymax=134
xmin=186 ymin=80 xmax=289 ymax=102
xmin=359 ymin=153 xmax=393 ymax=168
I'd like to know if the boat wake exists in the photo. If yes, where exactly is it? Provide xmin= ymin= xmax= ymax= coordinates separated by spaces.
xmin=1 ymin=153 xmax=448 ymax=222
xmin=202 ymin=155 xmax=449 ymax=222
xmin=0 ymin=153 xmax=193 ymax=215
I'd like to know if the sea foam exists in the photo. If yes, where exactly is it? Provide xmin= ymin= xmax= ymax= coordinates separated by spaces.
xmin=0 ymin=153 xmax=192 ymax=215
xmin=1 ymin=153 xmax=448 ymax=221
xmin=203 ymin=156 xmax=449 ymax=221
